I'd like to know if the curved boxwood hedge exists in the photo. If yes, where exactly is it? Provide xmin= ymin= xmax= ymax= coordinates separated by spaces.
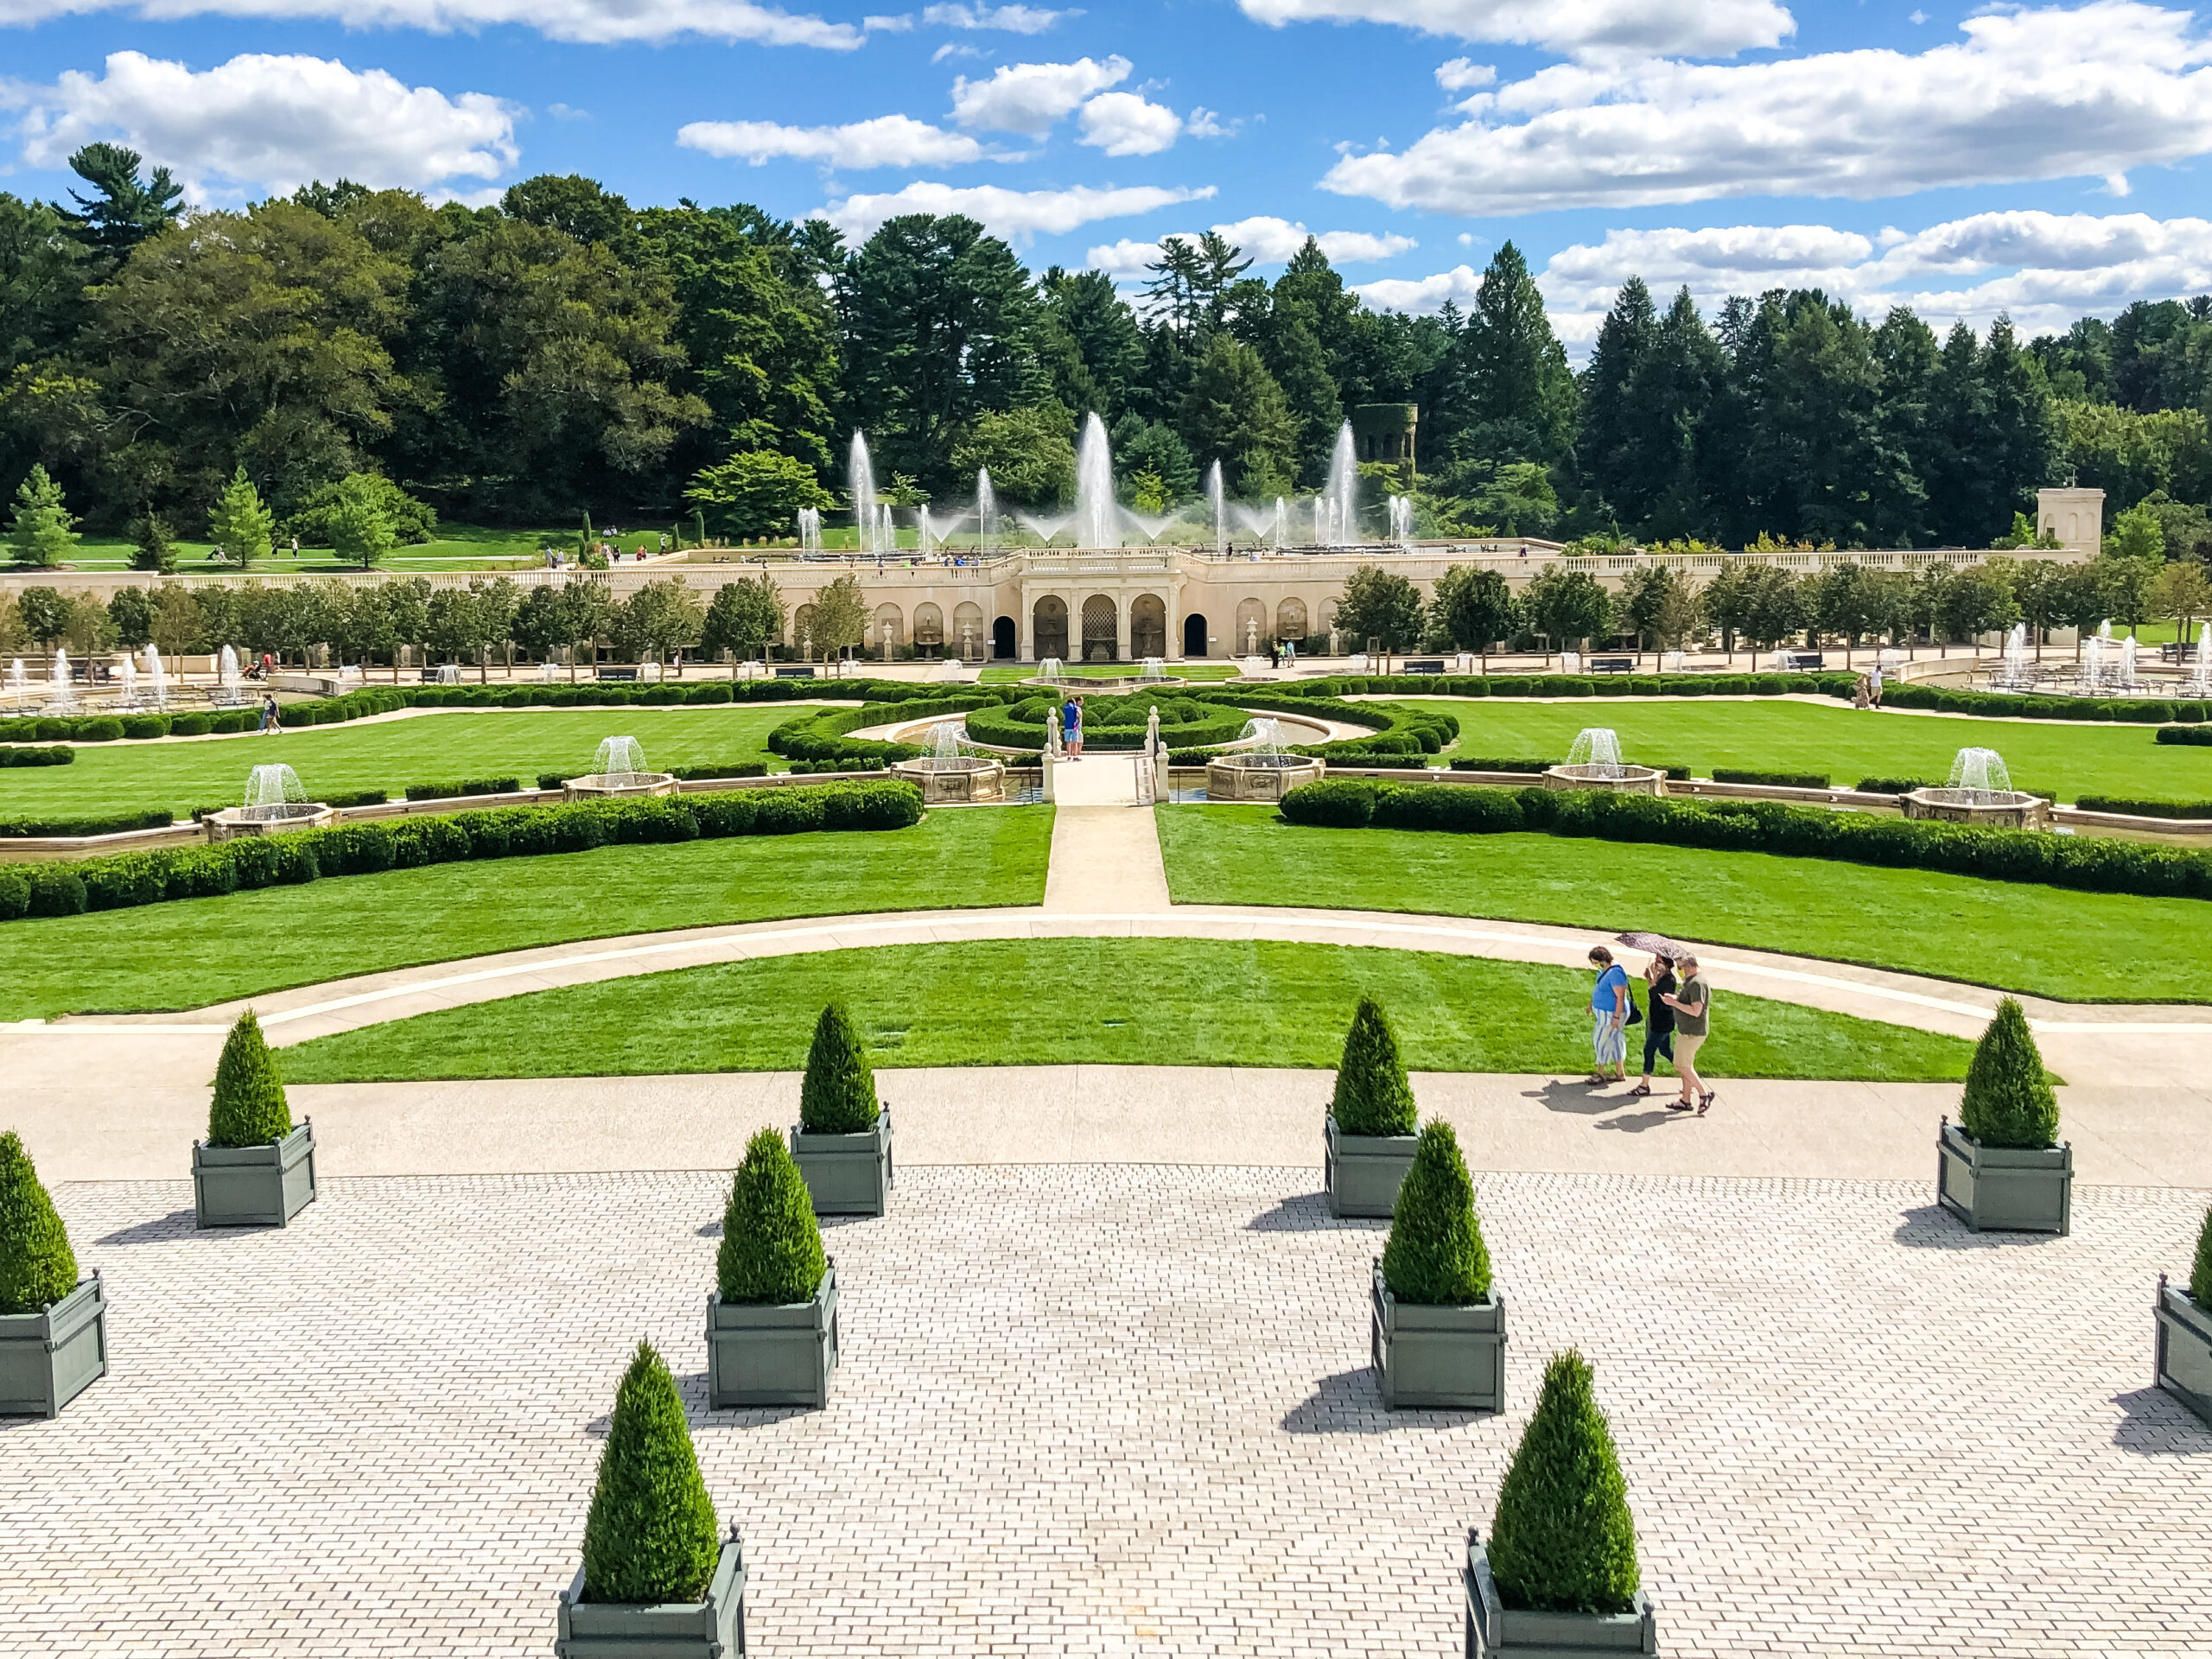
xmin=1277 ymin=778 xmax=2212 ymax=902
xmin=768 ymin=694 xmax=995 ymax=766
xmin=964 ymin=693 xmax=1249 ymax=753
xmin=0 ymin=807 xmax=175 ymax=839
xmin=0 ymin=779 xmax=923 ymax=925
xmin=0 ymin=745 xmax=73 ymax=768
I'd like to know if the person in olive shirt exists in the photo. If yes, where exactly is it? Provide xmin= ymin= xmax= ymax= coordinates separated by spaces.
xmin=1630 ymin=953 xmax=1676 ymax=1097
xmin=1662 ymin=954 xmax=1714 ymax=1115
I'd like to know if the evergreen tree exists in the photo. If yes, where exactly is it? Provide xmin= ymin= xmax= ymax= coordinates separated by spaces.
xmin=1487 ymin=1351 xmax=1641 ymax=1616
xmin=327 ymin=474 xmax=395 ymax=568
xmin=1179 ymin=336 xmax=1298 ymax=498
xmin=799 ymin=1001 xmax=880 ymax=1135
xmin=1452 ymin=243 xmax=1578 ymax=463
xmin=580 ymin=1341 xmax=721 ymax=1605
xmin=1381 ymin=1121 xmax=1492 ymax=1305
xmin=0 ymin=1130 xmax=79 ymax=1316
xmin=1624 ymin=289 xmax=1726 ymax=537
xmin=2190 ymin=1204 xmax=2212 ymax=1307
xmin=129 ymin=508 xmax=176 ymax=574
xmin=1575 ymin=276 xmax=1657 ymax=522
xmin=208 ymin=1009 xmax=294 ymax=1147
xmin=1958 ymin=997 xmax=2058 ymax=1150
xmin=9 ymin=464 xmax=78 ymax=568
xmin=60 ymin=143 xmax=184 ymax=268
xmin=1330 ymin=995 xmax=1417 ymax=1136
xmin=715 ymin=1128 xmax=828 ymax=1305
xmin=1869 ymin=306 xmax=1938 ymax=546
xmin=207 ymin=465 xmax=274 ymax=566
xmin=1268 ymin=312 xmax=1344 ymax=487
xmin=1040 ymin=267 xmax=1147 ymax=421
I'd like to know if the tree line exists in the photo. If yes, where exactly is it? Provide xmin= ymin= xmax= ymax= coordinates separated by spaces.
xmin=3 ymin=146 xmax=2210 ymax=558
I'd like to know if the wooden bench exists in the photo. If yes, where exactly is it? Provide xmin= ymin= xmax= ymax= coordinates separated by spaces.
xmin=596 ymin=667 xmax=639 ymax=682
xmin=1782 ymin=652 xmax=1825 ymax=671
xmin=1401 ymin=658 xmax=1446 ymax=675
xmin=1590 ymin=656 xmax=1634 ymax=674
xmin=773 ymin=666 xmax=816 ymax=679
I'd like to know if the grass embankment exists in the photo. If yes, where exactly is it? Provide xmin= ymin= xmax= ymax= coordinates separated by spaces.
xmin=24 ymin=524 xmax=582 ymax=575
xmin=1157 ymin=804 xmax=2207 ymax=1003
xmin=1399 ymin=698 xmax=2212 ymax=804
xmin=0 ymin=705 xmax=817 ymax=818
xmin=0 ymin=807 xmax=1052 ymax=1019
xmin=277 ymin=937 xmax=1975 ymax=1084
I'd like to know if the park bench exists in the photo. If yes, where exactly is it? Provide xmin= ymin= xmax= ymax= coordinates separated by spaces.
xmin=596 ymin=667 xmax=639 ymax=682
xmin=773 ymin=666 xmax=816 ymax=679
xmin=1402 ymin=658 xmax=1446 ymax=675
xmin=1783 ymin=652 xmax=1825 ymax=671
xmin=1590 ymin=655 xmax=1634 ymax=674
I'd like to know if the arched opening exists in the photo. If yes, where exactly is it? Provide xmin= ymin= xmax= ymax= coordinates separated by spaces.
xmin=1233 ymin=597 xmax=1268 ymax=656
xmin=1130 ymin=593 xmax=1166 ymax=658
xmin=912 ymin=602 xmax=944 ymax=658
xmin=1081 ymin=594 xmax=1117 ymax=662
xmin=1033 ymin=595 xmax=1069 ymax=661
xmin=1183 ymin=612 xmax=1208 ymax=658
xmin=992 ymin=615 xmax=1016 ymax=658
xmin=792 ymin=602 xmax=816 ymax=658
xmin=952 ymin=601 xmax=986 ymax=661
xmin=1276 ymin=597 xmax=1308 ymax=648
xmin=873 ymin=602 xmax=905 ymax=659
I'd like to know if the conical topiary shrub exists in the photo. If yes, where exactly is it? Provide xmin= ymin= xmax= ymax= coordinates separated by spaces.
xmin=2192 ymin=1205 xmax=2212 ymax=1307
xmin=208 ymin=1009 xmax=293 ymax=1147
xmin=0 ymin=1131 xmax=79 ymax=1315
xmin=1382 ymin=1120 xmax=1491 ymax=1305
xmin=1958 ymin=997 xmax=2058 ymax=1149
xmin=799 ymin=1001 xmax=879 ymax=1135
xmin=1331 ymin=995 xmax=1416 ymax=1136
xmin=1487 ymin=1350 xmax=1640 ymax=1616
xmin=581 ymin=1341 xmax=721 ymax=1605
xmin=716 ymin=1128 xmax=827 ymax=1305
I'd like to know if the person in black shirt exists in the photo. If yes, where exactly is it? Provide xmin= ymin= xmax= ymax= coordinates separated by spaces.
xmin=1629 ymin=953 xmax=1676 ymax=1097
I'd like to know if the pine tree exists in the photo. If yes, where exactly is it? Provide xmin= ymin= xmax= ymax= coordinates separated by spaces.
xmin=129 ymin=509 xmax=176 ymax=574
xmin=1381 ymin=1121 xmax=1491 ymax=1305
xmin=0 ymin=1131 xmax=79 ymax=1315
xmin=799 ymin=1001 xmax=880 ymax=1135
xmin=715 ymin=1128 xmax=827 ymax=1305
xmin=580 ymin=1342 xmax=721 ymax=1605
xmin=9 ymin=465 xmax=79 ymax=569
xmin=1958 ymin=997 xmax=2058 ymax=1150
xmin=328 ymin=474 xmax=395 ymax=569
xmin=1455 ymin=243 xmax=1578 ymax=463
xmin=2190 ymin=1205 xmax=2212 ymax=1307
xmin=1487 ymin=1351 xmax=1640 ymax=1616
xmin=207 ymin=1009 xmax=294 ymax=1147
xmin=206 ymin=465 xmax=273 ymax=566
xmin=1331 ymin=995 xmax=1417 ymax=1136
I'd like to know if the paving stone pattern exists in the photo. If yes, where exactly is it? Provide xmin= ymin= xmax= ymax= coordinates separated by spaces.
xmin=7 ymin=1167 xmax=2209 ymax=1656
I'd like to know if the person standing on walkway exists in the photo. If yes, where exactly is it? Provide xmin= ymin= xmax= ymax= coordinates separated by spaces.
xmin=1662 ymin=954 xmax=1714 ymax=1115
xmin=1070 ymin=695 xmax=1086 ymax=759
xmin=1630 ymin=952 xmax=1676 ymax=1096
xmin=1062 ymin=694 xmax=1081 ymax=760
xmin=1586 ymin=945 xmax=1630 ymax=1085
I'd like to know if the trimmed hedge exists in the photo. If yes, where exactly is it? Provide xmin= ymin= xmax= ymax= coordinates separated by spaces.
xmin=2191 ymin=1205 xmax=2212 ymax=1307
xmin=1451 ymin=757 xmax=1549 ymax=774
xmin=404 ymin=777 xmax=522 ymax=802
xmin=716 ymin=1126 xmax=827 ymax=1305
xmin=670 ymin=762 xmax=769 ymax=781
xmin=1958 ymin=997 xmax=2058 ymax=1149
xmin=1875 ymin=682 xmax=2200 ymax=724
xmin=1276 ymin=779 xmax=2212 ymax=902
xmin=0 ymin=807 xmax=174 ymax=839
xmin=1487 ymin=1351 xmax=1640 ymax=1616
xmin=2073 ymin=794 xmax=2212 ymax=819
xmin=0 ymin=745 xmax=73 ymax=767
xmin=965 ymin=692 xmax=1249 ymax=753
xmin=769 ymin=694 xmax=989 ymax=766
xmin=1712 ymin=767 xmax=1831 ymax=789
xmin=581 ymin=1341 xmax=721 ymax=1605
xmin=1380 ymin=1120 xmax=1491 ymax=1305
xmin=2157 ymin=726 xmax=2212 ymax=747
xmin=0 ymin=780 xmax=925 ymax=925
xmin=207 ymin=1009 xmax=292 ymax=1147
xmin=0 ymin=1130 xmax=79 ymax=1316
xmin=1855 ymin=776 xmax=1922 ymax=795
xmin=1331 ymin=995 xmax=1417 ymax=1135
xmin=799 ymin=1001 xmax=880 ymax=1134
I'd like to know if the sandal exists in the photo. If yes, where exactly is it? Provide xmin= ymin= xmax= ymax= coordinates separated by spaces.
xmin=1584 ymin=1073 xmax=1611 ymax=1086
xmin=1696 ymin=1090 xmax=1715 ymax=1116
xmin=1627 ymin=1084 xmax=1652 ymax=1097
xmin=1666 ymin=1099 xmax=1694 ymax=1112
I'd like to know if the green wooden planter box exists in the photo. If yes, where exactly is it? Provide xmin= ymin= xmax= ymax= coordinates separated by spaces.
xmin=2156 ymin=1275 xmax=2212 ymax=1428
xmin=1325 ymin=1114 xmax=1417 ymax=1219
xmin=1936 ymin=1117 xmax=2071 ymax=1235
xmin=1464 ymin=1533 xmax=1656 ymax=1659
xmin=707 ymin=1262 xmax=838 ymax=1408
xmin=193 ymin=1119 xmax=319 ymax=1229
xmin=1371 ymin=1262 xmax=1505 ymax=1412
xmin=790 ymin=1110 xmax=893 ymax=1217
xmin=555 ymin=1529 xmax=746 ymax=1657
xmin=0 ymin=1271 xmax=107 ymax=1419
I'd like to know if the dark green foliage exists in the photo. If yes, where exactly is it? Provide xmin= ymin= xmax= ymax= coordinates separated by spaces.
xmin=0 ymin=808 xmax=170 ymax=837
xmin=2157 ymin=726 xmax=2212 ymax=747
xmin=1331 ymin=995 xmax=1416 ymax=1136
xmin=2073 ymin=795 xmax=2212 ymax=819
xmin=0 ymin=1131 xmax=79 ymax=1315
xmin=0 ymin=746 xmax=73 ymax=767
xmin=1487 ymin=1351 xmax=1640 ymax=1616
xmin=580 ymin=1342 xmax=721 ymax=1606
xmin=1451 ymin=757 xmax=1551 ymax=774
xmin=208 ymin=1009 xmax=293 ymax=1147
xmin=1278 ymin=779 xmax=1375 ymax=826
xmin=2190 ymin=1205 xmax=2212 ymax=1306
xmin=715 ymin=1128 xmax=827 ymax=1305
xmin=799 ymin=1001 xmax=879 ymax=1134
xmin=1958 ymin=997 xmax=2059 ymax=1149
xmin=1381 ymin=1121 xmax=1491 ymax=1305
xmin=1712 ymin=768 xmax=1829 ymax=788
xmin=1855 ymin=777 xmax=1923 ymax=795
xmin=403 ymin=778 xmax=522 ymax=801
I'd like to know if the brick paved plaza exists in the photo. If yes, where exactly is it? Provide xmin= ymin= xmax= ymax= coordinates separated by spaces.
xmin=5 ymin=1164 xmax=2208 ymax=1656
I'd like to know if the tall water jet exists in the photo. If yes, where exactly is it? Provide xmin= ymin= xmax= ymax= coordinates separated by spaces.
xmin=1274 ymin=497 xmax=1287 ymax=547
xmin=1900 ymin=745 xmax=2048 ymax=828
xmin=1323 ymin=420 xmax=1358 ymax=545
xmin=1312 ymin=496 xmax=1327 ymax=548
xmin=1388 ymin=494 xmax=1414 ymax=548
xmin=2191 ymin=621 xmax=2212 ymax=698
xmin=917 ymin=506 xmax=937 ymax=556
xmin=797 ymin=506 xmax=823 ymax=554
xmin=143 ymin=643 xmax=168 ymax=705
xmin=976 ymin=468 xmax=996 ymax=556
xmin=48 ymin=647 xmax=78 ymax=710
xmin=848 ymin=431 xmax=879 ymax=556
xmin=4 ymin=658 xmax=23 ymax=702
xmin=1994 ymin=621 xmax=2033 ymax=690
xmin=1206 ymin=460 xmax=1225 ymax=554
xmin=218 ymin=644 xmax=240 ymax=689
xmin=1073 ymin=411 xmax=1119 ymax=549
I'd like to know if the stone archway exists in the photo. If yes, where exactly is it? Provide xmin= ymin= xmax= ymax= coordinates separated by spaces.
xmin=1275 ymin=597 xmax=1308 ymax=647
xmin=1234 ymin=597 xmax=1268 ymax=656
xmin=1130 ymin=593 xmax=1166 ymax=659
xmin=951 ymin=601 xmax=985 ymax=661
xmin=792 ymin=603 xmax=816 ymax=658
xmin=1033 ymin=594 xmax=1069 ymax=661
xmin=873 ymin=603 xmax=905 ymax=658
xmin=912 ymin=602 xmax=944 ymax=657
xmin=993 ymin=615 xmax=1017 ymax=658
xmin=1183 ymin=613 xmax=1208 ymax=658
xmin=1081 ymin=594 xmax=1118 ymax=663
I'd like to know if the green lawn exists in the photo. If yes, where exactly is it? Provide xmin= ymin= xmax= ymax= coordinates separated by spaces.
xmin=0 ymin=806 xmax=1052 ymax=1018
xmin=276 ymin=937 xmax=1976 ymax=1084
xmin=1400 ymin=696 xmax=2212 ymax=803
xmin=1158 ymin=804 xmax=2209 ymax=1003
xmin=0 ymin=704 xmax=835 ymax=817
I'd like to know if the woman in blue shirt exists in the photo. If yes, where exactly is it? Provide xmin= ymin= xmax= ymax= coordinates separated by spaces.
xmin=1585 ymin=944 xmax=1630 ymax=1084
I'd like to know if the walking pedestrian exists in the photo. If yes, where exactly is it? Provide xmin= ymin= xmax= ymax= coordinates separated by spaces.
xmin=1585 ymin=944 xmax=1630 ymax=1085
xmin=258 ymin=693 xmax=282 ymax=734
xmin=1869 ymin=663 xmax=1885 ymax=706
xmin=1629 ymin=952 xmax=1676 ymax=1096
xmin=1661 ymin=954 xmax=1714 ymax=1114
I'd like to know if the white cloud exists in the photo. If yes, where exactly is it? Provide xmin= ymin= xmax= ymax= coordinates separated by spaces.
xmin=1089 ymin=216 xmax=1416 ymax=278
xmin=1353 ymin=264 xmax=1484 ymax=315
xmin=0 ymin=0 xmax=865 ymax=48
xmin=863 ymin=12 xmax=911 ymax=28
xmin=1236 ymin=0 xmax=1794 ymax=60
xmin=9 ymin=50 xmax=517 ymax=197
xmin=931 ymin=42 xmax=985 ymax=60
xmin=1077 ymin=91 xmax=1180 ymax=156
xmin=1185 ymin=105 xmax=1238 ymax=139
xmin=816 ymin=179 xmax=1213 ymax=240
xmin=1325 ymin=3 xmax=2212 ymax=214
xmin=1434 ymin=57 xmax=1496 ymax=92
xmin=949 ymin=54 xmax=1128 ymax=134
xmin=921 ymin=2 xmax=1076 ymax=29
xmin=678 ymin=112 xmax=987 ymax=167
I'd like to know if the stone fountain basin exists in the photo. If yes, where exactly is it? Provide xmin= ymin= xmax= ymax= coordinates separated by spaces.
xmin=1541 ymin=764 xmax=1669 ymax=796
xmin=563 ymin=772 xmax=678 ymax=802
xmin=203 ymin=803 xmax=341 ymax=842
xmin=1206 ymin=753 xmax=1324 ymax=803
xmin=891 ymin=754 xmax=1005 ymax=804
xmin=1900 ymin=788 xmax=2050 ymax=830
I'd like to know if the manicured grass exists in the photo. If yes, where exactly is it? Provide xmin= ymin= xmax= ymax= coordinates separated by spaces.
xmin=276 ymin=937 xmax=1977 ymax=1084
xmin=1157 ymin=804 xmax=2208 ymax=1003
xmin=1399 ymin=696 xmax=2212 ymax=803
xmin=0 ymin=806 xmax=1052 ymax=1018
xmin=0 ymin=704 xmax=831 ymax=817
xmin=23 ymin=523 xmax=577 ymax=575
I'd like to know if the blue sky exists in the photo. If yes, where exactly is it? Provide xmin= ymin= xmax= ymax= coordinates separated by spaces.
xmin=3 ymin=0 xmax=2210 ymax=351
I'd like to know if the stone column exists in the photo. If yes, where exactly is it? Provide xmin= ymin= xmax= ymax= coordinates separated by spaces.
xmin=1018 ymin=584 xmax=1034 ymax=663
xmin=1116 ymin=588 xmax=1133 ymax=662
xmin=1165 ymin=582 xmax=1183 ymax=662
